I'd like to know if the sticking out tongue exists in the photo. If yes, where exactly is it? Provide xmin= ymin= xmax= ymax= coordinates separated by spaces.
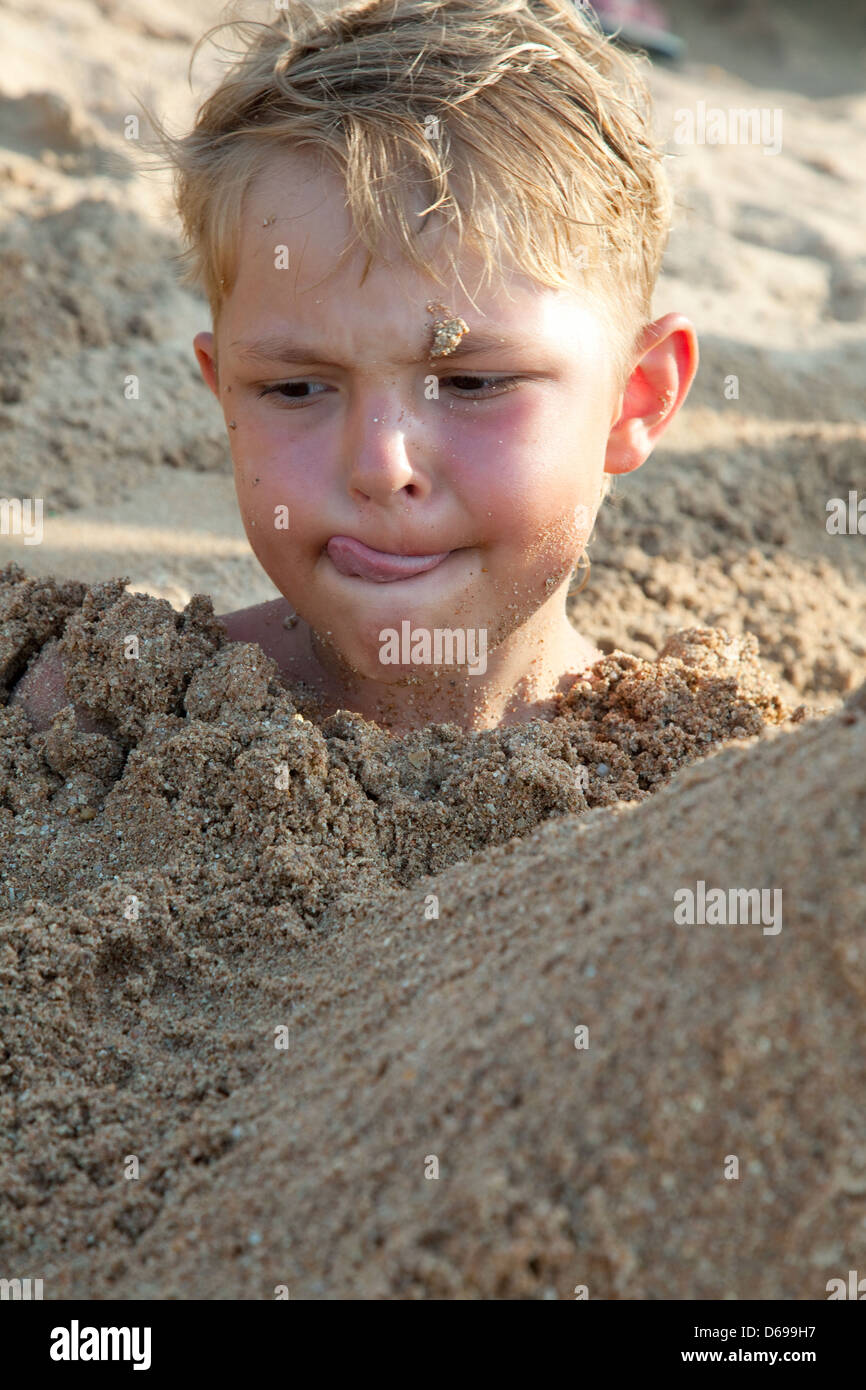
xmin=326 ymin=535 xmax=450 ymax=582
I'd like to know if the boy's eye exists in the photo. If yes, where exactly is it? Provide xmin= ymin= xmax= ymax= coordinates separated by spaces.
xmin=442 ymin=375 xmax=521 ymax=398
xmin=255 ymin=376 xmax=521 ymax=404
xmin=257 ymin=380 xmax=328 ymax=402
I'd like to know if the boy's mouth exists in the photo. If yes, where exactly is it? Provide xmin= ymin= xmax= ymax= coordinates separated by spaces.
xmin=326 ymin=535 xmax=452 ymax=583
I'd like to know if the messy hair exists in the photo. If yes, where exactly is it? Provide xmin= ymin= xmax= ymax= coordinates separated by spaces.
xmin=145 ymin=0 xmax=670 ymax=360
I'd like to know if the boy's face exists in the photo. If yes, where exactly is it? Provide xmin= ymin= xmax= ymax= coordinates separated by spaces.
xmin=194 ymin=152 xmax=626 ymax=684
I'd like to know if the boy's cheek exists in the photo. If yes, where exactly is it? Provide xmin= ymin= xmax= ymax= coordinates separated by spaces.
xmin=480 ymin=491 xmax=591 ymax=567
xmin=233 ymin=451 xmax=327 ymax=543
xmin=230 ymin=474 xmax=320 ymax=595
xmin=241 ymin=503 xmax=320 ymax=584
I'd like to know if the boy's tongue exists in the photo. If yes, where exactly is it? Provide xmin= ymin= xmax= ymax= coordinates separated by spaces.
xmin=326 ymin=535 xmax=450 ymax=582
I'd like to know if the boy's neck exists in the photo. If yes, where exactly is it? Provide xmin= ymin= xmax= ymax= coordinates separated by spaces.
xmin=283 ymin=599 xmax=600 ymax=731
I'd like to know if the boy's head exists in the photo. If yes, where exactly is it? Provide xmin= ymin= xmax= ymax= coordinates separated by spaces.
xmin=152 ymin=0 xmax=696 ymax=693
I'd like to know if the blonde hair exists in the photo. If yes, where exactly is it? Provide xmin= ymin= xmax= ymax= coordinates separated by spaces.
xmin=143 ymin=0 xmax=671 ymax=391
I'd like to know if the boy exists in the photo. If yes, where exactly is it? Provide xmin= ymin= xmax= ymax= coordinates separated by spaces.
xmin=14 ymin=0 xmax=697 ymax=732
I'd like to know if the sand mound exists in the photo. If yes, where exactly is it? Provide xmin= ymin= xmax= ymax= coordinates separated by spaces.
xmin=0 ymin=562 xmax=862 ymax=1298
xmin=1 ymin=561 xmax=793 ymax=908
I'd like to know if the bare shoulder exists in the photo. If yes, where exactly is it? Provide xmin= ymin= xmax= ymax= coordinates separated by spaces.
xmin=8 ymin=639 xmax=104 ymax=734
xmin=217 ymin=597 xmax=307 ymax=676
xmin=8 ymin=640 xmax=67 ymax=730
xmin=10 ymin=599 xmax=307 ymax=731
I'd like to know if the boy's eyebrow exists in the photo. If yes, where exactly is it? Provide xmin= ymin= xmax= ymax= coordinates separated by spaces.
xmin=229 ymin=329 xmax=520 ymax=367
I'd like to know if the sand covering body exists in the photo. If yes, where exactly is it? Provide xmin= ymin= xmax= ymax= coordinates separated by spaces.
xmin=2 ymin=564 xmax=864 ymax=1298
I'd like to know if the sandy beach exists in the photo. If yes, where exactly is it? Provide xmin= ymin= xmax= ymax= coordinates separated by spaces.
xmin=1 ymin=0 xmax=865 ymax=1298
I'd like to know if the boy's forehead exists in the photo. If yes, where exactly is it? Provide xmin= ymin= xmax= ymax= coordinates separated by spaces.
xmin=237 ymin=152 xmax=502 ymax=309
xmin=226 ymin=151 xmax=604 ymax=361
xmin=239 ymin=151 xmax=440 ymax=287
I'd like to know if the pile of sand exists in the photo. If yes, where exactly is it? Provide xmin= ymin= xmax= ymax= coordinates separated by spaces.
xmin=1 ymin=562 xmax=863 ymax=1298
xmin=1 ymin=561 xmax=794 ymax=915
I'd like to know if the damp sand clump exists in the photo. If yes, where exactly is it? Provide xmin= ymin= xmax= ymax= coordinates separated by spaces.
xmin=0 ymin=562 xmax=796 ymax=926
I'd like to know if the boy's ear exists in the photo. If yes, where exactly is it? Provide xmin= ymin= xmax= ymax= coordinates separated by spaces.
xmin=193 ymin=331 xmax=220 ymax=398
xmin=605 ymin=313 xmax=698 ymax=476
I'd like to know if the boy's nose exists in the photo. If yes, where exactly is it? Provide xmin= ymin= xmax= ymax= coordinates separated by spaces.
xmin=345 ymin=399 xmax=431 ymax=504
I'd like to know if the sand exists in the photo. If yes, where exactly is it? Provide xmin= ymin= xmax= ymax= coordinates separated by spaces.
xmin=0 ymin=561 xmax=863 ymax=1298
xmin=1 ymin=0 xmax=865 ymax=1299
